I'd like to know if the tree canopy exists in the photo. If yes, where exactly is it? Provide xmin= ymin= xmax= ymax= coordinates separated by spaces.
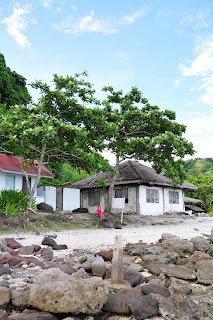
xmin=0 ymin=53 xmax=31 ymax=108
xmin=0 ymin=72 xmax=113 ymax=211
xmin=102 ymin=86 xmax=195 ymax=184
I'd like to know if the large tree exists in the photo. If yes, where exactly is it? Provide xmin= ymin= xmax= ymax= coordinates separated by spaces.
xmin=0 ymin=73 xmax=113 ymax=212
xmin=101 ymin=86 xmax=195 ymax=213
xmin=0 ymin=53 xmax=31 ymax=108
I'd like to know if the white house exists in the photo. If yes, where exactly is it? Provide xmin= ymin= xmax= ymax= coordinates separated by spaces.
xmin=71 ymin=160 xmax=197 ymax=215
xmin=0 ymin=154 xmax=80 ymax=211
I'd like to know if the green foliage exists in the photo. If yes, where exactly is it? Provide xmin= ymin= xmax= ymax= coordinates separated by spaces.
xmin=0 ymin=53 xmax=31 ymax=108
xmin=0 ymin=189 xmax=36 ymax=216
xmin=186 ymin=174 xmax=213 ymax=211
xmin=102 ymin=86 xmax=195 ymax=184
xmin=184 ymin=158 xmax=213 ymax=176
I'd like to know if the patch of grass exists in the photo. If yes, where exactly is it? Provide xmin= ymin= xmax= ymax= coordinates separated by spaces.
xmin=160 ymin=220 xmax=184 ymax=225
xmin=43 ymin=219 xmax=53 ymax=228
xmin=25 ymin=224 xmax=34 ymax=231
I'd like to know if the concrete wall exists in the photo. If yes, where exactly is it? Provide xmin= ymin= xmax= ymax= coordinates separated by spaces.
xmin=139 ymin=185 xmax=185 ymax=215
xmin=164 ymin=188 xmax=184 ymax=212
xmin=112 ymin=186 xmax=137 ymax=214
xmin=139 ymin=185 xmax=164 ymax=216
xmin=63 ymin=188 xmax=80 ymax=211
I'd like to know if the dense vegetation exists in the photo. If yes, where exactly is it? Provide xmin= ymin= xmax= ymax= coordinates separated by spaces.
xmin=0 ymin=53 xmax=31 ymax=108
xmin=184 ymin=158 xmax=213 ymax=214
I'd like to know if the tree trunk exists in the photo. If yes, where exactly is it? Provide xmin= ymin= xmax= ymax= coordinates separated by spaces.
xmin=107 ymin=155 xmax=120 ymax=214
xmin=26 ymin=144 xmax=46 ymax=213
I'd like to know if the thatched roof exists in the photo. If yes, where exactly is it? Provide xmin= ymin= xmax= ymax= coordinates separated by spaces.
xmin=71 ymin=160 xmax=197 ymax=190
xmin=184 ymin=197 xmax=204 ymax=204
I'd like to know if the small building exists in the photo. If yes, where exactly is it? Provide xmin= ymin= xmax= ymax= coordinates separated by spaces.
xmin=71 ymin=160 xmax=197 ymax=215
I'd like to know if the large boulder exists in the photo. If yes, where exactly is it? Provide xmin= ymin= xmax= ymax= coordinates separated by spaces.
xmin=161 ymin=233 xmax=194 ymax=255
xmin=29 ymin=269 xmax=109 ymax=314
xmin=42 ymin=237 xmax=57 ymax=247
xmin=103 ymin=289 xmax=142 ymax=314
xmin=37 ymin=202 xmax=54 ymax=213
xmin=92 ymin=256 xmax=106 ymax=278
xmin=11 ymin=284 xmax=31 ymax=308
xmin=105 ymin=265 xmax=143 ymax=287
xmin=0 ymin=287 xmax=10 ymax=309
xmin=164 ymin=264 xmax=197 ymax=280
xmin=127 ymin=294 xmax=159 ymax=320
xmin=141 ymin=284 xmax=170 ymax=298
xmin=5 ymin=238 xmax=22 ymax=249
xmin=196 ymin=260 xmax=213 ymax=284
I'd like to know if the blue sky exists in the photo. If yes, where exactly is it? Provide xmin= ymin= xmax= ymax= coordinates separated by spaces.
xmin=1 ymin=0 xmax=213 ymax=163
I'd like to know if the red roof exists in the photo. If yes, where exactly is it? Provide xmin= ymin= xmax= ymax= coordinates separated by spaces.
xmin=0 ymin=154 xmax=55 ymax=178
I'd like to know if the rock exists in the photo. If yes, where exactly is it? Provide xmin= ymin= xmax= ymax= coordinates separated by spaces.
xmin=58 ymin=265 xmax=76 ymax=275
xmin=0 ymin=287 xmax=10 ymax=309
xmin=92 ymin=256 xmax=106 ymax=278
xmin=128 ymin=263 xmax=143 ymax=272
xmin=103 ymin=289 xmax=142 ymax=314
xmin=164 ymin=264 xmax=197 ymax=280
xmin=33 ymin=245 xmax=41 ymax=252
xmin=0 ymin=281 xmax=10 ymax=288
xmin=17 ymin=246 xmax=35 ymax=255
xmin=11 ymin=284 xmax=31 ymax=307
xmin=37 ymin=202 xmax=54 ymax=212
xmin=0 ymin=243 xmax=10 ymax=252
xmin=127 ymin=294 xmax=159 ymax=320
xmin=141 ymin=284 xmax=170 ymax=297
xmin=41 ymin=247 xmax=54 ymax=260
xmin=99 ymin=221 xmax=114 ymax=228
xmin=5 ymin=238 xmax=22 ymax=249
xmin=191 ymin=237 xmax=211 ymax=252
xmin=72 ymin=208 xmax=89 ymax=213
xmin=197 ymin=260 xmax=213 ymax=284
xmin=144 ymin=262 xmax=166 ymax=276
xmin=124 ymin=242 xmax=148 ymax=256
xmin=0 ymin=309 xmax=8 ymax=320
xmin=0 ymin=255 xmax=25 ymax=267
xmin=0 ymin=265 xmax=12 ymax=276
xmin=161 ymin=233 xmax=194 ymax=255
xmin=52 ymin=244 xmax=68 ymax=250
xmin=8 ymin=309 xmax=58 ymax=320
xmin=96 ymin=250 xmax=113 ymax=261
xmin=42 ymin=237 xmax=57 ymax=247
xmin=29 ymin=269 xmax=109 ymax=314
xmin=94 ymin=312 xmax=111 ymax=320
xmin=157 ymin=291 xmax=213 ymax=320
xmin=71 ymin=268 xmax=89 ymax=279
xmin=105 ymin=266 xmax=143 ymax=287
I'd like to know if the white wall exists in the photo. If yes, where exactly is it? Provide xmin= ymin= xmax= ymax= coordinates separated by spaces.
xmin=0 ymin=171 xmax=5 ymax=190
xmin=139 ymin=185 xmax=164 ymax=215
xmin=63 ymin=188 xmax=80 ymax=211
xmin=45 ymin=186 xmax=56 ymax=211
xmin=139 ymin=185 xmax=185 ymax=215
xmin=164 ymin=188 xmax=184 ymax=212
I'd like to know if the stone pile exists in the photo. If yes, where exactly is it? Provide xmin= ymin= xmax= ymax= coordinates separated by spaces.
xmin=0 ymin=230 xmax=213 ymax=319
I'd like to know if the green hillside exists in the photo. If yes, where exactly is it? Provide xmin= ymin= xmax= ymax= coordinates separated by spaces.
xmin=184 ymin=158 xmax=213 ymax=176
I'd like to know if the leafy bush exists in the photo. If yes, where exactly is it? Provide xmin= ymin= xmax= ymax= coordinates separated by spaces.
xmin=0 ymin=189 xmax=36 ymax=216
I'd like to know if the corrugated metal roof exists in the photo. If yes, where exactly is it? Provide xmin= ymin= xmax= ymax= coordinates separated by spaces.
xmin=71 ymin=160 xmax=197 ymax=190
xmin=0 ymin=154 xmax=54 ymax=178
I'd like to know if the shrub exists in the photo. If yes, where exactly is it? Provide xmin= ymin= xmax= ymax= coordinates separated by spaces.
xmin=0 ymin=189 xmax=36 ymax=216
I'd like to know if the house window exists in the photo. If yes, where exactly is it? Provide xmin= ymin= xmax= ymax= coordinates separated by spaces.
xmin=5 ymin=175 xmax=15 ymax=190
xmin=169 ymin=191 xmax=179 ymax=204
xmin=22 ymin=177 xmax=31 ymax=192
xmin=88 ymin=190 xmax=100 ymax=206
xmin=115 ymin=188 xmax=128 ymax=203
xmin=146 ymin=188 xmax=159 ymax=203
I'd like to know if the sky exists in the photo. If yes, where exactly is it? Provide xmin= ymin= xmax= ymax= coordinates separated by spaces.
xmin=1 ymin=0 xmax=213 ymax=164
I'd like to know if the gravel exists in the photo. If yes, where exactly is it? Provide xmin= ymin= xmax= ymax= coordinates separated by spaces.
xmin=1 ymin=216 xmax=213 ymax=257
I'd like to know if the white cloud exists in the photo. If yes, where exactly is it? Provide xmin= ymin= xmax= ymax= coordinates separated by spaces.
xmin=71 ymin=5 xmax=77 ymax=12
xmin=72 ymin=10 xmax=118 ymax=35
xmin=2 ymin=4 xmax=31 ymax=49
xmin=121 ymin=7 xmax=151 ymax=24
xmin=53 ymin=6 xmax=151 ymax=36
xmin=179 ymin=9 xmax=209 ymax=30
xmin=183 ymin=115 xmax=213 ymax=158
xmin=173 ymin=79 xmax=183 ymax=88
xmin=180 ymin=35 xmax=213 ymax=104
xmin=40 ymin=0 xmax=54 ymax=8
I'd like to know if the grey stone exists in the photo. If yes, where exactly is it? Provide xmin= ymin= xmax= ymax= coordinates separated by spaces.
xmin=29 ymin=269 xmax=109 ymax=314
xmin=42 ymin=237 xmax=57 ymax=247
xmin=0 ymin=265 xmax=11 ymax=276
xmin=191 ymin=237 xmax=211 ymax=252
xmin=11 ymin=284 xmax=31 ymax=307
xmin=141 ymin=284 xmax=170 ymax=297
xmin=103 ymin=289 xmax=142 ymax=314
xmin=161 ymin=233 xmax=194 ymax=255
xmin=0 ymin=244 xmax=10 ymax=252
xmin=127 ymin=294 xmax=159 ymax=320
xmin=105 ymin=265 xmax=143 ymax=287
xmin=37 ymin=202 xmax=54 ymax=212
xmin=52 ymin=244 xmax=68 ymax=250
xmin=41 ymin=247 xmax=54 ymax=260
xmin=92 ymin=256 xmax=106 ymax=278
xmin=164 ymin=264 xmax=197 ymax=280
xmin=196 ymin=260 xmax=213 ymax=284
xmin=0 ymin=287 xmax=10 ymax=309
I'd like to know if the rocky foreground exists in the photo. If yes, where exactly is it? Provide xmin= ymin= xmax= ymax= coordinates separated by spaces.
xmin=1 ymin=229 xmax=213 ymax=320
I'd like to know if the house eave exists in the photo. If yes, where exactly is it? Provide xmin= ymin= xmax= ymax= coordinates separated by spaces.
xmin=0 ymin=168 xmax=54 ymax=178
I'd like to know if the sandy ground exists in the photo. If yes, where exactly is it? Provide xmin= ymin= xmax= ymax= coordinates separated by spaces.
xmin=1 ymin=216 xmax=213 ymax=257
